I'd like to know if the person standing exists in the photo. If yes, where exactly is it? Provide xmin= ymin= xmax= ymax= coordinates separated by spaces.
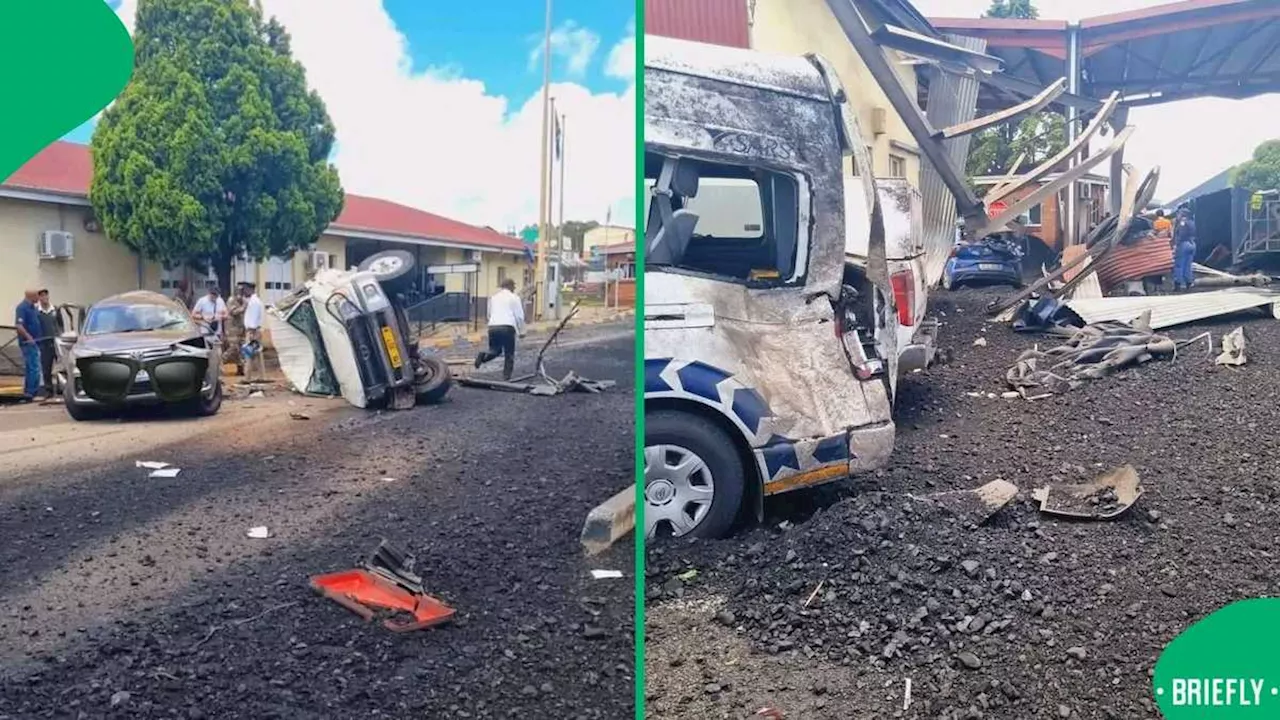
xmin=1172 ymin=205 xmax=1197 ymax=291
xmin=241 ymin=283 xmax=266 ymax=381
xmin=191 ymin=286 xmax=228 ymax=336
xmin=13 ymin=290 xmax=42 ymax=402
xmin=474 ymin=278 xmax=526 ymax=381
xmin=35 ymin=289 xmax=63 ymax=399
xmin=1153 ymin=209 xmax=1173 ymax=239
xmin=223 ymin=284 xmax=248 ymax=375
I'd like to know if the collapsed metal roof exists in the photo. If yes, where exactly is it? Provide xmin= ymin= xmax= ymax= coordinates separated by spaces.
xmin=928 ymin=0 xmax=1280 ymax=110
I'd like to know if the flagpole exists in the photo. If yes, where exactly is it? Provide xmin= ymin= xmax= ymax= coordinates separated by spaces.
xmin=558 ymin=113 xmax=567 ymax=260
xmin=535 ymin=0 xmax=553 ymax=321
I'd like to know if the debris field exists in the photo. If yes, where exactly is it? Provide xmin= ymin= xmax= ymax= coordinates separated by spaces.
xmin=646 ymin=288 xmax=1280 ymax=720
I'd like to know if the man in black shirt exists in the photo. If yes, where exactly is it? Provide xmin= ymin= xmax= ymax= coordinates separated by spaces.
xmin=36 ymin=290 xmax=63 ymax=398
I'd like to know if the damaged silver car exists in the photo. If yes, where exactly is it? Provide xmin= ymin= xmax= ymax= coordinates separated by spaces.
xmin=56 ymin=291 xmax=223 ymax=421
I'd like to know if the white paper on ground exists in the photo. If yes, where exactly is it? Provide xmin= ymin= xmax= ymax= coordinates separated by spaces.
xmin=149 ymin=468 xmax=182 ymax=478
xmin=135 ymin=461 xmax=170 ymax=469
xmin=590 ymin=569 xmax=624 ymax=579
xmin=246 ymin=526 xmax=272 ymax=539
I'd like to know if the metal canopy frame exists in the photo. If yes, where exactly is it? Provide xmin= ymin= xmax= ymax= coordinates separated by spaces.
xmin=830 ymin=0 xmax=1127 ymax=241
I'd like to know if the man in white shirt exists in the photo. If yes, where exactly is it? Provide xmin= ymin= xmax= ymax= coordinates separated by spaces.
xmin=241 ymin=284 xmax=266 ymax=381
xmin=191 ymin=286 xmax=228 ymax=336
xmin=475 ymin=278 xmax=526 ymax=380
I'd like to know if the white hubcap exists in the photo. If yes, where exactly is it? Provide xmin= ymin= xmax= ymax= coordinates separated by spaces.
xmin=644 ymin=444 xmax=715 ymax=538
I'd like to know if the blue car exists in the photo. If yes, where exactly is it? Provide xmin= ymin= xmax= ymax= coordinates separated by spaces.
xmin=943 ymin=235 xmax=1025 ymax=290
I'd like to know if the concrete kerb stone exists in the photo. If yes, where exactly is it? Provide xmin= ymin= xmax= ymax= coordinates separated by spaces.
xmin=580 ymin=484 xmax=636 ymax=556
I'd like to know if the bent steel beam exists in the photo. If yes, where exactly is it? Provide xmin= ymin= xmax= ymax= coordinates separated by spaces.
xmin=984 ymin=91 xmax=1121 ymax=208
xmin=830 ymin=0 xmax=986 ymax=228
xmin=984 ymin=125 xmax=1136 ymax=235
xmin=985 ymin=152 xmax=1027 ymax=201
xmin=936 ymin=78 xmax=1066 ymax=139
xmin=981 ymin=70 xmax=1103 ymax=114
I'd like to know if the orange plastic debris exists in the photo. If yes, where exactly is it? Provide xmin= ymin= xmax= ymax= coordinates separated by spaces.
xmin=309 ymin=568 xmax=455 ymax=633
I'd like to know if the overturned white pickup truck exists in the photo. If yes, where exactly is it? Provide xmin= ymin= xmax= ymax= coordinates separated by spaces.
xmin=265 ymin=250 xmax=453 ymax=409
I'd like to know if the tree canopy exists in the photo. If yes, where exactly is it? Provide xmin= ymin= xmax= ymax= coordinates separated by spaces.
xmin=90 ymin=0 xmax=343 ymax=293
xmin=965 ymin=0 xmax=1064 ymax=182
xmin=1231 ymin=139 xmax=1280 ymax=193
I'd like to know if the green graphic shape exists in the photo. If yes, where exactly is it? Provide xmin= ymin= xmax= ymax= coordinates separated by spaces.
xmin=1154 ymin=598 xmax=1280 ymax=718
xmin=0 ymin=0 xmax=133 ymax=181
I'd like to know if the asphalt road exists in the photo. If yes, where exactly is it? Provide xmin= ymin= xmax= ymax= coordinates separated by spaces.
xmin=0 ymin=323 xmax=636 ymax=719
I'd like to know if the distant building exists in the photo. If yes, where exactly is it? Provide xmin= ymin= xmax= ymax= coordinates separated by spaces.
xmin=583 ymin=225 xmax=635 ymax=258
xmin=970 ymin=171 xmax=1110 ymax=250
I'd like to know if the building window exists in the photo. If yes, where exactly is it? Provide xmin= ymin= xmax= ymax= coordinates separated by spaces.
xmin=1028 ymin=203 xmax=1043 ymax=226
xmin=497 ymin=266 xmax=507 ymax=286
xmin=889 ymin=154 xmax=906 ymax=178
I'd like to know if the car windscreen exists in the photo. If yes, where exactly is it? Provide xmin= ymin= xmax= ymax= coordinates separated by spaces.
xmin=83 ymin=303 xmax=194 ymax=335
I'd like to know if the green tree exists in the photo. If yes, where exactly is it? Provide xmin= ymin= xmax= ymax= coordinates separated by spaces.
xmin=1231 ymin=139 xmax=1280 ymax=192
xmin=965 ymin=0 xmax=1064 ymax=181
xmin=90 ymin=0 xmax=343 ymax=294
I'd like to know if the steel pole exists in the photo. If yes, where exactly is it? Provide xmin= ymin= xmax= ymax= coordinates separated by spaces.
xmin=535 ymin=0 xmax=553 ymax=320
xmin=1065 ymin=22 xmax=1081 ymax=246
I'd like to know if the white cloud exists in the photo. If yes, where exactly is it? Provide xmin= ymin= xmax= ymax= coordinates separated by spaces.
xmin=529 ymin=21 xmax=601 ymax=79
xmin=605 ymin=36 xmax=636 ymax=80
xmin=111 ymin=0 xmax=634 ymax=230
xmin=912 ymin=0 xmax=1280 ymax=200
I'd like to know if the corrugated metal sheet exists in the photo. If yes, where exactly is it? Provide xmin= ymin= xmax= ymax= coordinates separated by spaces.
xmin=1066 ymin=289 xmax=1280 ymax=330
xmin=1063 ymin=247 xmax=1103 ymax=299
xmin=646 ymin=0 xmax=750 ymax=49
xmin=919 ymin=33 xmax=986 ymax=286
xmin=1093 ymin=235 xmax=1173 ymax=290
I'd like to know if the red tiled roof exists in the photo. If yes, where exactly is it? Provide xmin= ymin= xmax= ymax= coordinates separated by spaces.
xmin=2 ymin=141 xmax=524 ymax=253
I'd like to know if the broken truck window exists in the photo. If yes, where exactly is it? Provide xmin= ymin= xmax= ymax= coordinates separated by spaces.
xmin=644 ymin=151 xmax=805 ymax=287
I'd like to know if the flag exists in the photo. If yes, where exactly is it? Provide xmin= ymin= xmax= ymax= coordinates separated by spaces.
xmin=553 ymin=111 xmax=563 ymax=161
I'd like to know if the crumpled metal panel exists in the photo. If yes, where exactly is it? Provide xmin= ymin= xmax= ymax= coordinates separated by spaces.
xmin=645 ymin=35 xmax=829 ymax=101
xmin=1066 ymin=288 xmax=1280 ymax=330
xmin=1092 ymin=235 xmax=1173 ymax=290
xmin=645 ymin=273 xmax=893 ymax=444
xmin=919 ymin=33 xmax=987 ymax=286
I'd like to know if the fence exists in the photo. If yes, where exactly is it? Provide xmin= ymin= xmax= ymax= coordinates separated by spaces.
xmin=403 ymin=292 xmax=486 ymax=337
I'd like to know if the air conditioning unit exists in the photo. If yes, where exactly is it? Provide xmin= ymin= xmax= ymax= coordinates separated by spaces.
xmin=309 ymin=250 xmax=332 ymax=271
xmin=38 ymin=231 xmax=74 ymax=260
xmin=467 ymin=249 xmax=483 ymax=262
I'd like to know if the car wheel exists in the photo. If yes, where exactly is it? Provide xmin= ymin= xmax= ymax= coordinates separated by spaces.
xmin=190 ymin=378 xmax=223 ymax=417
xmin=413 ymin=354 xmax=453 ymax=404
xmin=63 ymin=380 xmax=100 ymax=421
xmin=645 ymin=410 xmax=745 ymax=540
xmin=357 ymin=250 xmax=416 ymax=294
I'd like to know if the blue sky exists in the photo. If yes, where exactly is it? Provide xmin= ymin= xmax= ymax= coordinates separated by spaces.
xmin=68 ymin=0 xmax=635 ymax=143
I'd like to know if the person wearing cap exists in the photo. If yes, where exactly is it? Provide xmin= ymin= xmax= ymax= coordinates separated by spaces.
xmin=1172 ymin=204 xmax=1197 ymax=291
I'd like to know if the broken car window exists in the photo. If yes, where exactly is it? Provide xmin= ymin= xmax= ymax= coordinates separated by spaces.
xmin=644 ymin=151 xmax=805 ymax=287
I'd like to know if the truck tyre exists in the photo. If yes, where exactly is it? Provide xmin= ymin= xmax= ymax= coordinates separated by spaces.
xmin=645 ymin=410 xmax=745 ymax=540
xmin=187 ymin=378 xmax=223 ymax=417
xmin=357 ymin=250 xmax=416 ymax=294
xmin=413 ymin=354 xmax=453 ymax=404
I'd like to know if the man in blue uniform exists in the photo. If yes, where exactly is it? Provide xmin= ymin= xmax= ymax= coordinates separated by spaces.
xmin=13 ymin=289 xmax=42 ymax=402
xmin=1172 ymin=204 xmax=1197 ymax=291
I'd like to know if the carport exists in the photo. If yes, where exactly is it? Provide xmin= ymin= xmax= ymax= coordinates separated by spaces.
xmin=927 ymin=0 xmax=1280 ymax=245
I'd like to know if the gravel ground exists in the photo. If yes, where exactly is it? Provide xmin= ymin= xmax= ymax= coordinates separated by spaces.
xmin=0 ymin=326 xmax=636 ymax=719
xmin=645 ymin=289 xmax=1280 ymax=720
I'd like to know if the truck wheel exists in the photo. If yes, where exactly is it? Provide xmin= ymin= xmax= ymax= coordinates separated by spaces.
xmin=414 ymin=354 xmax=453 ymax=404
xmin=645 ymin=410 xmax=745 ymax=540
xmin=188 ymin=378 xmax=223 ymax=417
xmin=357 ymin=250 xmax=416 ymax=294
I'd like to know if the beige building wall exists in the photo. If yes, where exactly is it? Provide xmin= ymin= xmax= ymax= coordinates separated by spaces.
xmin=0 ymin=197 xmax=159 ymax=309
xmin=751 ymin=0 xmax=922 ymax=186
xmin=583 ymin=225 xmax=636 ymax=255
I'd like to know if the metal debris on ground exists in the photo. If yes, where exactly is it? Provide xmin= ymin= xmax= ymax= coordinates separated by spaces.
xmin=1216 ymin=326 xmax=1249 ymax=366
xmin=590 ymin=569 xmax=624 ymax=580
xmin=1065 ymin=288 xmax=1280 ymax=331
xmin=289 ymin=411 xmax=310 ymax=420
xmin=458 ymin=300 xmax=616 ymax=396
xmin=309 ymin=540 xmax=455 ymax=633
xmin=1032 ymin=464 xmax=1143 ymax=520
xmin=911 ymin=479 xmax=1018 ymax=525
xmin=1006 ymin=313 xmax=1180 ymax=396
